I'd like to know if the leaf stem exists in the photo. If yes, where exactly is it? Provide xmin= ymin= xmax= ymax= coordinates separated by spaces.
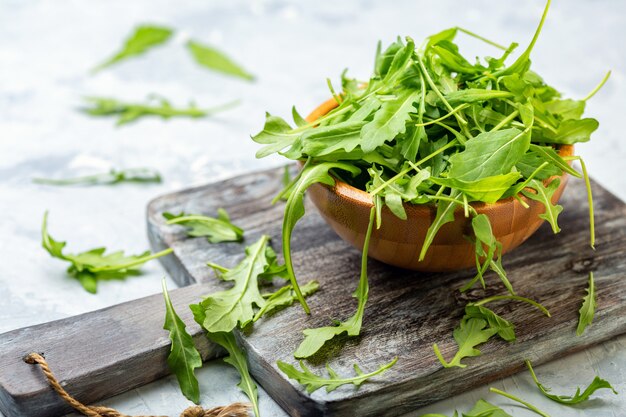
xmin=456 ymin=27 xmax=508 ymax=50
xmin=90 ymin=248 xmax=173 ymax=272
xmin=490 ymin=387 xmax=551 ymax=417
xmin=583 ymin=70 xmax=611 ymax=102
xmin=491 ymin=110 xmax=519 ymax=132
xmin=415 ymin=104 xmax=469 ymax=127
xmin=473 ymin=295 xmax=550 ymax=317
xmin=569 ymin=156 xmax=595 ymax=248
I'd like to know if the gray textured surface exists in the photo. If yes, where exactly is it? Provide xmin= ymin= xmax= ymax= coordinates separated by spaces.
xmin=0 ymin=0 xmax=624 ymax=416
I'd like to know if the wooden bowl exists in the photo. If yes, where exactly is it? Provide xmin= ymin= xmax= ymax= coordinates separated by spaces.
xmin=305 ymin=98 xmax=573 ymax=271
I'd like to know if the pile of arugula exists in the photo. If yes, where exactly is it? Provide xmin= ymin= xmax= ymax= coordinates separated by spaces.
xmin=252 ymin=0 xmax=608 ymax=360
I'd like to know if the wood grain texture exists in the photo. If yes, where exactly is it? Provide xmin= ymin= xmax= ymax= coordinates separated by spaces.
xmin=148 ymin=165 xmax=626 ymax=417
xmin=0 ymin=283 xmax=220 ymax=417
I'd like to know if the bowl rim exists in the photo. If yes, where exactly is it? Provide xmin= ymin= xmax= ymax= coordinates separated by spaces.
xmin=305 ymin=97 xmax=574 ymax=213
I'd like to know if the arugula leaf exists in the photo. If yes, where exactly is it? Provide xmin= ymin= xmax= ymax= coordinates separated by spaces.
xmin=443 ymin=89 xmax=513 ymax=105
xmin=187 ymin=40 xmax=254 ymax=81
xmin=33 ymin=168 xmax=162 ymax=186
xmin=205 ymin=331 xmax=259 ymax=417
xmin=294 ymin=207 xmax=375 ymax=358
xmin=433 ymin=318 xmax=497 ymax=368
xmin=432 ymin=173 xmax=521 ymax=203
xmin=252 ymin=113 xmax=301 ymax=158
xmin=194 ymin=236 xmax=270 ymax=332
xmin=543 ymin=118 xmax=599 ymax=145
xmin=253 ymin=281 xmax=320 ymax=322
xmin=419 ymin=191 xmax=460 ymax=261
xmin=447 ymin=128 xmax=530 ymax=181
xmin=277 ymin=357 xmax=397 ymax=393
xmin=463 ymin=305 xmax=515 ymax=342
xmin=460 ymin=214 xmax=514 ymax=295
xmin=521 ymin=179 xmax=563 ymax=233
xmin=42 ymin=212 xmax=172 ymax=293
xmin=162 ymin=279 xmax=202 ymax=404
xmin=82 ymin=96 xmax=239 ymax=126
xmin=465 ymin=399 xmax=512 ymax=417
xmin=282 ymin=162 xmax=360 ymax=314
xmin=93 ymin=25 xmax=173 ymax=72
xmin=163 ymin=209 xmax=243 ymax=243
xmin=301 ymin=121 xmax=367 ymax=157
xmin=360 ymin=90 xmax=420 ymax=152
xmin=525 ymin=359 xmax=617 ymax=404
xmin=576 ymin=272 xmax=596 ymax=336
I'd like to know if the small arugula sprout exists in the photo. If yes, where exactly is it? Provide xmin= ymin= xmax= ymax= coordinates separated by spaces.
xmin=81 ymin=96 xmax=239 ymax=126
xmin=434 ymin=295 xmax=550 ymax=368
xmin=576 ymin=272 xmax=596 ymax=336
xmin=93 ymin=24 xmax=174 ymax=72
xmin=277 ymin=357 xmax=397 ymax=394
xmin=33 ymin=168 xmax=162 ymax=186
xmin=163 ymin=209 xmax=244 ymax=243
xmin=162 ymin=279 xmax=202 ymax=404
xmin=42 ymin=212 xmax=172 ymax=293
xmin=525 ymin=359 xmax=617 ymax=405
xmin=187 ymin=40 xmax=255 ymax=81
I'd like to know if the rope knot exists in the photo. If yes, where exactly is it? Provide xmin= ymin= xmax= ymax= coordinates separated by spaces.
xmin=24 ymin=352 xmax=252 ymax=417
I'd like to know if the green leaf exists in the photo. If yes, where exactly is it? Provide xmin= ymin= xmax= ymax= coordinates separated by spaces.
xmin=464 ymin=305 xmax=515 ymax=342
xmin=206 ymin=332 xmax=259 ymax=417
xmin=461 ymin=214 xmax=514 ymax=295
xmin=433 ymin=318 xmax=497 ymax=368
xmin=544 ymin=99 xmax=585 ymax=120
xmin=252 ymin=113 xmax=300 ymax=158
xmin=162 ymin=280 xmax=202 ymax=404
xmin=301 ymin=121 xmax=366 ymax=157
xmin=42 ymin=212 xmax=172 ymax=293
xmin=419 ymin=191 xmax=459 ymax=261
xmin=81 ymin=96 xmax=238 ymax=126
xmin=163 ymin=209 xmax=244 ymax=243
xmin=292 ymin=106 xmax=307 ymax=127
xmin=431 ymin=172 xmax=521 ymax=203
xmin=33 ymin=168 xmax=162 ymax=186
xmin=187 ymin=40 xmax=254 ymax=81
xmin=294 ymin=207 xmax=375 ymax=358
xmin=443 ymin=89 xmax=513 ymax=105
xmin=196 ymin=235 xmax=271 ymax=332
xmin=543 ymin=118 xmax=599 ymax=145
xmin=253 ymin=280 xmax=320 ymax=322
xmin=282 ymin=162 xmax=360 ymax=314
xmin=277 ymin=357 xmax=397 ymax=394
xmin=448 ymin=128 xmax=530 ymax=181
xmin=525 ymin=359 xmax=617 ymax=405
xmin=93 ymin=25 xmax=173 ymax=72
xmin=521 ymin=179 xmax=563 ymax=233
xmin=465 ymin=399 xmax=512 ymax=417
xmin=360 ymin=90 xmax=421 ymax=153
xmin=576 ymin=272 xmax=596 ymax=336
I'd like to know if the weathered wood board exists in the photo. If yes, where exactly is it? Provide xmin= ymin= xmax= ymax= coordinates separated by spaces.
xmin=0 ymin=165 xmax=624 ymax=417
xmin=147 ymin=165 xmax=626 ymax=417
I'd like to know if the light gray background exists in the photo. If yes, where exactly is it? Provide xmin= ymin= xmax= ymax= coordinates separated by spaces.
xmin=0 ymin=0 xmax=624 ymax=416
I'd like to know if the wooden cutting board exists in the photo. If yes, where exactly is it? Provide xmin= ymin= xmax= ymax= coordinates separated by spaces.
xmin=147 ymin=165 xmax=626 ymax=417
